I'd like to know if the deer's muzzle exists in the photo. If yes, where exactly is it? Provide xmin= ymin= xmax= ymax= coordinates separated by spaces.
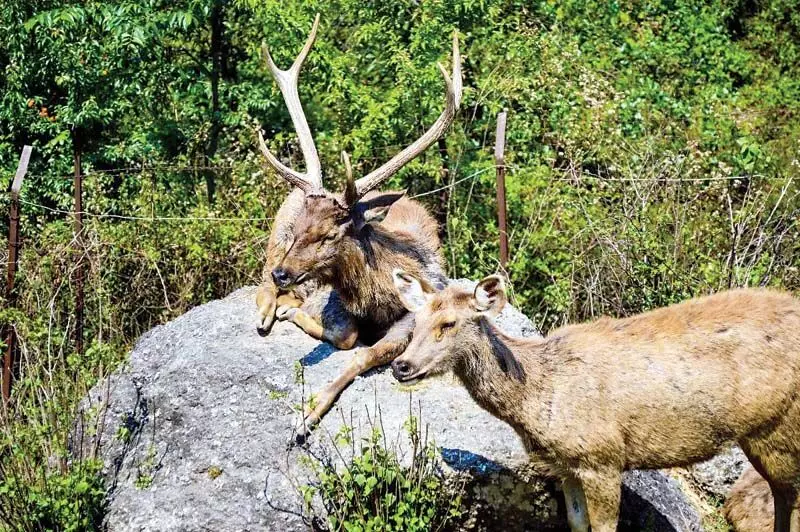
xmin=391 ymin=359 xmax=425 ymax=383
xmin=271 ymin=268 xmax=296 ymax=289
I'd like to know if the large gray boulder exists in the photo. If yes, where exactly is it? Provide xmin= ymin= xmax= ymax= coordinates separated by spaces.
xmin=79 ymin=286 xmax=716 ymax=531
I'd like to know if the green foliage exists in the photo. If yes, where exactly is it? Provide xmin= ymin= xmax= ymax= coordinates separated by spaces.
xmin=0 ymin=311 xmax=109 ymax=532
xmin=304 ymin=416 xmax=463 ymax=532
xmin=0 ymin=459 xmax=105 ymax=532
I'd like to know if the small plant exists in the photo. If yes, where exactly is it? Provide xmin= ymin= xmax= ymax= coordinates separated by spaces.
xmin=134 ymin=444 xmax=158 ymax=490
xmin=268 ymin=389 xmax=288 ymax=400
xmin=699 ymin=492 xmax=733 ymax=532
xmin=115 ymin=424 xmax=131 ymax=443
xmin=207 ymin=466 xmax=223 ymax=480
xmin=301 ymin=406 xmax=464 ymax=532
xmin=134 ymin=473 xmax=153 ymax=490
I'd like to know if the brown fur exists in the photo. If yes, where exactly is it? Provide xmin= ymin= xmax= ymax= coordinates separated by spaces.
xmin=391 ymin=276 xmax=800 ymax=532
xmin=257 ymin=188 xmax=445 ymax=434
xmin=726 ymin=466 xmax=776 ymax=531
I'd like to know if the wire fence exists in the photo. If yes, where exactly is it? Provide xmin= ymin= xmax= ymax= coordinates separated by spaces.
xmin=18 ymin=199 xmax=272 ymax=223
xmin=11 ymin=166 xmax=769 ymax=224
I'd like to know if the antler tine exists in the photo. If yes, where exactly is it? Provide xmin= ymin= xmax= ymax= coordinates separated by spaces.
xmin=256 ymin=128 xmax=316 ymax=194
xmin=258 ymin=14 xmax=323 ymax=191
xmin=341 ymin=150 xmax=353 ymax=181
xmin=354 ymin=32 xmax=462 ymax=199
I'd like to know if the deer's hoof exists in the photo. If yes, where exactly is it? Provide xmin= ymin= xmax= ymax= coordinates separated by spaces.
xmin=256 ymin=319 xmax=273 ymax=337
xmin=256 ymin=309 xmax=276 ymax=337
xmin=276 ymin=305 xmax=297 ymax=321
xmin=291 ymin=411 xmax=318 ymax=447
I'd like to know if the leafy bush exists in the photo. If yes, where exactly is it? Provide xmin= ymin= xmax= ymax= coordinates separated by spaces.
xmin=0 ymin=459 xmax=105 ymax=532
xmin=0 ymin=308 xmax=111 ymax=532
xmin=302 ymin=414 xmax=463 ymax=532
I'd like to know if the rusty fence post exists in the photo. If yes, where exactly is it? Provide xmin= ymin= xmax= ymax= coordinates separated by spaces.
xmin=3 ymin=145 xmax=32 ymax=405
xmin=73 ymin=131 xmax=84 ymax=356
xmin=494 ymin=110 xmax=509 ymax=272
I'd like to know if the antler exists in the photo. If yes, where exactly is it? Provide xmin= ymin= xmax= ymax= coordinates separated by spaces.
xmin=353 ymin=32 xmax=463 ymax=200
xmin=256 ymin=14 xmax=323 ymax=193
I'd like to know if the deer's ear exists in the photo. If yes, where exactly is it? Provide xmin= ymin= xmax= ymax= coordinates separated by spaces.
xmin=472 ymin=275 xmax=507 ymax=317
xmin=362 ymin=205 xmax=392 ymax=225
xmin=357 ymin=190 xmax=405 ymax=227
xmin=393 ymin=269 xmax=436 ymax=312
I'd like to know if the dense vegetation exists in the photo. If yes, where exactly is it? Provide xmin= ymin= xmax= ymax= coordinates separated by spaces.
xmin=1 ymin=0 xmax=799 ymax=528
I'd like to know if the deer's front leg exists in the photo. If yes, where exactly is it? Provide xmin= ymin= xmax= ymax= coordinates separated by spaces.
xmin=296 ymin=313 xmax=414 ymax=439
xmin=277 ymin=301 xmax=357 ymax=350
xmin=256 ymin=282 xmax=279 ymax=335
xmin=577 ymin=468 xmax=622 ymax=532
xmin=562 ymin=476 xmax=590 ymax=532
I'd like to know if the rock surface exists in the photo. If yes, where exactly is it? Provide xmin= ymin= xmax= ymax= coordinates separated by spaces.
xmin=687 ymin=446 xmax=748 ymax=498
xmin=79 ymin=285 xmax=721 ymax=531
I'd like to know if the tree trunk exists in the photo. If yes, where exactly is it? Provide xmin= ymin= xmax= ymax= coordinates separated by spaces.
xmin=205 ymin=0 xmax=224 ymax=203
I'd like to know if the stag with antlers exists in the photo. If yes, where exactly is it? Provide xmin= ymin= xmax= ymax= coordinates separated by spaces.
xmin=254 ymin=15 xmax=462 ymax=436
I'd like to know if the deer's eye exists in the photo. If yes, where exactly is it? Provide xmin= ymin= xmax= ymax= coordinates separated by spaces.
xmin=322 ymin=233 xmax=337 ymax=243
xmin=436 ymin=321 xmax=456 ymax=340
xmin=440 ymin=321 xmax=456 ymax=332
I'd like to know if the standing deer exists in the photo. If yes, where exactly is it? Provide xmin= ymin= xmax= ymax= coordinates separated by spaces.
xmin=253 ymin=15 xmax=462 ymax=434
xmin=390 ymin=270 xmax=800 ymax=532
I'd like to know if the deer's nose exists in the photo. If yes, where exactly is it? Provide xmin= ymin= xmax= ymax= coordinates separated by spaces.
xmin=271 ymin=268 xmax=293 ymax=289
xmin=392 ymin=359 xmax=414 ymax=381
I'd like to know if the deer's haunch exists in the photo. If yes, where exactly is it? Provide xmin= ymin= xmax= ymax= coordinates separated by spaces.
xmin=726 ymin=466 xmax=776 ymax=532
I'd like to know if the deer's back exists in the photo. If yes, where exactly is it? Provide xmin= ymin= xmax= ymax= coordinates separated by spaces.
xmin=379 ymin=193 xmax=441 ymax=251
xmin=534 ymin=289 xmax=800 ymax=468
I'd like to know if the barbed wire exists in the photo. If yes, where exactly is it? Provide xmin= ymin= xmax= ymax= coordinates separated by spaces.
xmin=9 ymin=166 xmax=779 ymax=224
xmin=17 ymin=144 xmax=496 ymax=181
xmin=410 ymin=167 xmax=497 ymax=198
xmin=23 ymin=164 xmax=238 ymax=181
xmin=560 ymin=173 xmax=765 ymax=182
xmin=18 ymin=199 xmax=270 ymax=222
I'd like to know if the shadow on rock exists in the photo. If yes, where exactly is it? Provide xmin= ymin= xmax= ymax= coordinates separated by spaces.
xmin=619 ymin=470 xmax=702 ymax=532
xmin=441 ymin=447 xmax=565 ymax=530
xmin=442 ymin=449 xmax=699 ymax=532
xmin=300 ymin=343 xmax=337 ymax=367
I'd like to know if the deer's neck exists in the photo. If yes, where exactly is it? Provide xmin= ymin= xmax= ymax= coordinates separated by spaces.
xmin=454 ymin=320 xmax=548 ymax=433
xmin=327 ymin=227 xmax=409 ymax=324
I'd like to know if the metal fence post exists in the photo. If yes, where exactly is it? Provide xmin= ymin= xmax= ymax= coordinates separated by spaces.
xmin=3 ymin=145 xmax=31 ymax=404
xmin=494 ymin=110 xmax=509 ymax=271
